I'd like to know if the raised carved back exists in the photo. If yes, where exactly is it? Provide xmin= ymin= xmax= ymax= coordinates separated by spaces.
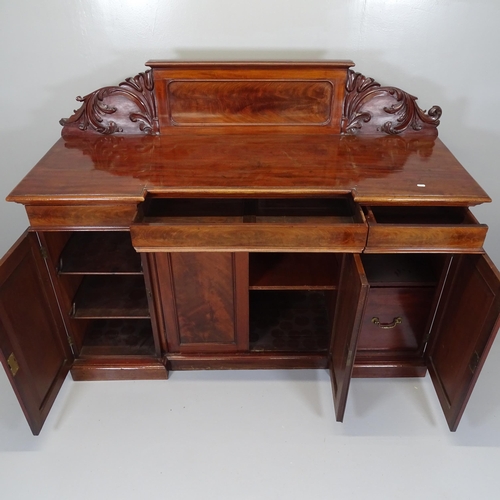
xmin=60 ymin=61 xmax=441 ymax=137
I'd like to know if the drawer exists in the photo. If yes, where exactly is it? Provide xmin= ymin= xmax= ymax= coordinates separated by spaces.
xmin=131 ymin=197 xmax=368 ymax=252
xmin=363 ymin=206 xmax=487 ymax=253
xmin=357 ymin=287 xmax=435 ymax=352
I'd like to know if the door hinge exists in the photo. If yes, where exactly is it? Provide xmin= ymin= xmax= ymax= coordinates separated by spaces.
xmin=346 ymin=349 xmax=354 ymax=367
xmin=469 ymin=351 xmax=480 ymax=373
xmin=40 ymin=246 xmax=48 ymax=260
xmin=423 ymin=329 xmax=432 ymax=345
xmin=67 ymin=335 xmax=75 ymax=354
xmin=7 ymin=353 xmax=20 ymax=377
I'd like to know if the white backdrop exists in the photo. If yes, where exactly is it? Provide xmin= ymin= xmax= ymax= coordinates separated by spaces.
xmin=1 ymin=0 xmax=499 ymax=261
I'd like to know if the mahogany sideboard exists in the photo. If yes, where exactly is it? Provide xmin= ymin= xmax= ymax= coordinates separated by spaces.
xmin=1 ymin=61 xmax=499 ymax=435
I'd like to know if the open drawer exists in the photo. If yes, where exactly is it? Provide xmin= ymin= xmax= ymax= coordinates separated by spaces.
xmin=131 ymin=196 xmax=368 ymax=252
xmin=363 ymin=206 xmax=487 ymax=253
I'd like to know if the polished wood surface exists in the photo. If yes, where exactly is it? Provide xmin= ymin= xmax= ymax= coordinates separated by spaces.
xmin=8 ymin=135 xmax=490 ymax=209
xmin=157 ymin=252 xmax=249 ymax=353
xmin=2 ymin=61 xmax=500 ymax=434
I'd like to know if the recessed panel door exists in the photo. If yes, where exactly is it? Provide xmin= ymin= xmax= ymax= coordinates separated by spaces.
xmin=329 ymin=253 xmax=369 ymax=421
xmin=156 ymin=252 xmax=249 ymax=353
xmin=426 ymin=254 xmax=500 ymax=431
xmin=0 ymin=232 xmax=73 ymax=435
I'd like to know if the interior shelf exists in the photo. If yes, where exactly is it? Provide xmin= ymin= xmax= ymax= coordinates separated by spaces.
xmin=361 ymin=254 xmax=440 ymax=287
xmin=59 ymin=231 xmax=142 ymax=275
xmin=79 ymin=319 xmax=155 ymax=356
xmin=249 ymin=290 xmax=332 ymax=352
xmin=249 ymin=253 xmax=339 ymax=290
xmin=71 ymin=275 xmax=150 ymax=319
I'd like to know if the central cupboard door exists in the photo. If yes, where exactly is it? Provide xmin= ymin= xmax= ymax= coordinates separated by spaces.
xmin=155 ymin=252 xmax=249 ymax=352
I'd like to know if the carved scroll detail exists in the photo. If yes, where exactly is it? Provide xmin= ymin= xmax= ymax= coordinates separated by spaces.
xmin=61 ymin=70 xmax=159 ymax=136
xmin=341 ymin=69 xmax=442 ymax=135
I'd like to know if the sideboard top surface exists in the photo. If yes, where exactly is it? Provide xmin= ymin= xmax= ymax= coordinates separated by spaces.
xmin=6 ymin=60 xmax=490 ymax=207
xmin=7 ymin=134 xmax=490 ymax=206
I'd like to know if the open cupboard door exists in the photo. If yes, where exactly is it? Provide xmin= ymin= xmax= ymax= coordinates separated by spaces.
xmin=426 ymin=254 xmax=500 ymax=431
xmin=329 ymin=254 xmax=369 ymax=421
xmin=0 ymin=232 xmax=73 ymax=435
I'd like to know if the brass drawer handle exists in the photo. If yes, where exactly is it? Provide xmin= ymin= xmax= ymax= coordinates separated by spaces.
xmin=371 ymin=316 xmax=402 ymax=329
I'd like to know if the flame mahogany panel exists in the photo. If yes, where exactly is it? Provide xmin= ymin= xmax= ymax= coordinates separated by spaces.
xmin=149 ymin=61 xmax=352 ymax=133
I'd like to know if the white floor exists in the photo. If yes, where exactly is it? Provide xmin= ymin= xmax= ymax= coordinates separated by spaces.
xmin=1 ymin=341 xmax=500 ymax=499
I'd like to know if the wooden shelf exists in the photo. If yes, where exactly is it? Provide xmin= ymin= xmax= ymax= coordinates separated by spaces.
xmin=72 ymin=276 xmax=150 ymax=319
xmin=249 ymin=291 xmax=331 ymax=352
xmin=59 ymin=231 xmax=142 ymax=275
xmin=361 ymin=254 xmax=439 ymax=287
xmin=249 ymin=253 xmax=339 ymax=290
xmin=79 ymin=319 xmax=155 ymax=356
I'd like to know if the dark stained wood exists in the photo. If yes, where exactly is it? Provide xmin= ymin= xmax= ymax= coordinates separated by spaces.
xmin=79 ymin=319 xmax=155 ymax=356
xmin=426 ymin=254 xmax=500 ymax=431
xmin=61 ymin=71 xmax=158 ymax=137
xmin=353 ymin=357 xmax=427 ymax=378
xmin=58 ymin=231 xmax=141 ymax=274
xmin=2 ymin=61 xmax=500 ymax=433
xmin=249 ymin=252 xmax=339 ymax=290
xmin=249 ymin=291 xmax=332 ymax=352
xmin=26 ymin=204 xmax=138 ymax=230
xmin=38 ymin=231 xmax=87 ymax=354
xmin=157 ymin=252 xmax=249 ymax=353
xmin=329 ymin=254 xmax=369 ymax=421
xmin=167 ymin=352 xmax=328 ymax=370
xmin=71 ymin=357 xmax=167 ymax=381
xmin=365 ymin=206 xmax=487 ymax=253
xmin=7 ymin=135 xmax=490 ymax=207
xmin=71 ymin=275 xmax=149 ymax=318
xmin=141 ymin=252 xmax=167 ymax=356
xmin=0 ymin=232 xmax=73 ymax=435
xmin=361 ymin=253 xmax=439 ymax=287
xmin=356 ymin=287 xmax=435 ymax=352
xmin=132 ymin=195 xmax=368 ymax=252
xmin=169 ymin=80 xmax=334 ymax=126
xmin=342 ymin=69 xmax=441 ymax=136
xmin=148 ymin=61 xmax=351 ymax=134
xmin=132 ymin=222 xmax=368 ymax=253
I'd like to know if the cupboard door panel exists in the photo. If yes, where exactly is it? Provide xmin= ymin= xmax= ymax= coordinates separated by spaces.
xmin=329 ymin=254 xmax=369 ymax=421
xmin=157 ymin=252 xmax=249 ymax=352
xmin=0 ymin=232 xmax=73 ymax=435
xmin=426 ymin=254 xmax=500 ymax=431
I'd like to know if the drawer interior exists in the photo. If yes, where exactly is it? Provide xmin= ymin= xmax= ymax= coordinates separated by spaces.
xmin=139 ymin=196 xmax=360 ymax=224
xmin=367 ymin=206 xmax=476 ymax=225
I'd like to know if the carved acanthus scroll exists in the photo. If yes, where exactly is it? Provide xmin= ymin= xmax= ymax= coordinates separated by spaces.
xmin=341 ymin=69 xmax=442 ymax=135
xmin=60 ymin=70 xmax=159 ymax=136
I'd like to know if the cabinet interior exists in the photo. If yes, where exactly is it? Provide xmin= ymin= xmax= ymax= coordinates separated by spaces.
xmin=43 ymin=230 xmax=449 ymax=364
xmin=44 ymin=231 xmax=156 ymax=358
xmin=356 ymin=253 xmax=445 ymax=359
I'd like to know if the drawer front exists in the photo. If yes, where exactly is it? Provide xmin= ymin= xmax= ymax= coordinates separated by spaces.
xmin=357 ymin=287 xmax=435 ymax=352
xmin=131 ymin=222 xmax=367 ymax=252
xmin=132 ymin=196 xmax=367 ymax=252
xmin=364 ymin=206 xmax=487 ymax=253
